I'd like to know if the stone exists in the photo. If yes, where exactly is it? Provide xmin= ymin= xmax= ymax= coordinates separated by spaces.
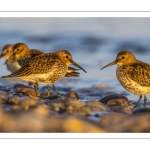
xmin=99 ymin=94 xmax=129 ymax=105
xmin=87 ymin=105 xmax=104 ymax=112
xmin=86 ymin=100 xmax=109 ymax=111
xmin=65 ymin=91 xmax=79 ymax=100
xmin=0 ymin=93 xmax=7 ymax=105
xmin=7 ymin=94 xmax=20 ymax=105
xmin=49 ymin=100 xmax=65 ymax=112
xmin=19 ymin=96 xmax=37 ymax=110
xmin=110 ymin=106 xmax=132 ymax=114
xmin=34 ymin=104 xmax=49 ymax=116
xmin=12 ymin=84 xmax=36 ymax=98
xmin=66 ymin=105 xmax=91 ymax=116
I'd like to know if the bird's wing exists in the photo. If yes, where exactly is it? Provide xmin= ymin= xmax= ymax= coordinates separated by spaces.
xmin=17 ymin=49 xmax=44 ymax=66
xmin=29 ymin=49 xmax=44 ymax=57
xmin=67 ymin=67 xmax=80 ymax=72
xmin=65 ymin=72 xmax=80 ymax=77
xmin=129 ymin=62 xmax=150 ymax=86
xmin=2 ymin=53 xmax=62 ymax=78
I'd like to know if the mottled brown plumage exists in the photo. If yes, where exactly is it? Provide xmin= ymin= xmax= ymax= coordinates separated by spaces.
xmin=2 ymin=50 xmax=86 ymax=96
xmin=101 ymin=50 xmax=150 ymax=107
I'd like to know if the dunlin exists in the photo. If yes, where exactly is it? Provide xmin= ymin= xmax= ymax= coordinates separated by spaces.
xmin=4 ymin=43 xmax=43 ymax=66
xmin=101 ymin=50 xmax=150 ymax=107
xmin=4 ymin=43 xmax=80 ymax=95
xmin=0 ymin=44 xmax=21 ymax=73
xmin=2 ymin=50 xmax=86 ymax=96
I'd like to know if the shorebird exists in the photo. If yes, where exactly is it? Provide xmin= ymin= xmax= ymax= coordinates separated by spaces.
xmin=0 ymin=44 xmax=21 ymax=72
xmin=2 ymin=50 xmax=86 ymax=96
xmin=4 ymin=43 xmax=43 ymax=66
xmin=4 ymin=43 xmax=80 ymax=95
xmin=100 ymin=50 xmax=150 ymax=107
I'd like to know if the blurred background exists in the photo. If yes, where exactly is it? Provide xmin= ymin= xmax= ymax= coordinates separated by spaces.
xmin=0 ymin=17 xmax=150 ymax=101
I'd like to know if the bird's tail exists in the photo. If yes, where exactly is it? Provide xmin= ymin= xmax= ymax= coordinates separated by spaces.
xmin=1 ymin=74 xmax=17 ymax=78
xmin=1 ymin=75 xmax=11 ymax=78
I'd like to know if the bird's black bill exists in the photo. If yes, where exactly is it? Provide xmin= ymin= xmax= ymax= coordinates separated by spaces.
xmin=72 ymin=60 xmax=86 ymax=73
xmin=4 ymin=55 xmax=13 ymax=65
xmin=0 ymin=53 xmax=4 ymax=58
xmin=100 ymin=60 xmax=116 ymax=70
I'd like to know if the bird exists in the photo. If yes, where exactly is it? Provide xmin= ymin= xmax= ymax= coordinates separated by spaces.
xmin=0 ymin=44 xmax=21 ymax=73
xmin=100 ymin=50 xmax=150 ymax=107
xmin=4 ymin=43 xmax=80 ymax=95
xmin=4 ymin=43 xmax=44 ymax=66
xmin=2 ymin=50 xmax=86 ymax=96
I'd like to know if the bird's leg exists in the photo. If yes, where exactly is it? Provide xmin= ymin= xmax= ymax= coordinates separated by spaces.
xmin=34 ymin=82 xmax=39 ymax=96
xmin=134 ymin=95 xmax=142 ymax=108
xmin=144 ymin=95 xmax=147 ymax=107
xmin=47 ymin=84 xmax=50 ymax=96
xmin=52 ymin=84 xmax=62 ymax=96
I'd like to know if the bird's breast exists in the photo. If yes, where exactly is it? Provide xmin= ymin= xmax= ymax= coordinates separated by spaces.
xmin=116 ymin=66 xmax=150 ymax=95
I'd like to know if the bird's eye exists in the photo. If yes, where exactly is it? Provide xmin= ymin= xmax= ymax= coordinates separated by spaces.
xmin=122 ymin=56 xmax=125 ymax=59
xmin=66 ymin=56 xmax=69 ymax=58
xmin=16 ymin=49 xmax=19 ymax=52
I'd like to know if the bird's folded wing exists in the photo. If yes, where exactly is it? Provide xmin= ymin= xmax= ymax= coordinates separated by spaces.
xmin=3 ymin=53 xmax=61 ymax=77
xmin=130 ymin=62 xmax=150 ymax=86
xmin=30 ymin=49 xmax=44 ymax=57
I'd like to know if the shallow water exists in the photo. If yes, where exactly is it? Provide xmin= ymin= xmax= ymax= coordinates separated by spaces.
xmin=1 ymin=17 xmax=150 ymax=104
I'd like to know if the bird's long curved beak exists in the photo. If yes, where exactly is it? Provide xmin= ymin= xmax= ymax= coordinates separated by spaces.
xmin=4 ymin=55 xmax=14 ymax=65
xmin=0 ymin=53 xmax=4 ymax=58
xmin=100 ymin=60 xmax=117 ymax=70
xmin=72 ymin=60 xmax=86 ymax=73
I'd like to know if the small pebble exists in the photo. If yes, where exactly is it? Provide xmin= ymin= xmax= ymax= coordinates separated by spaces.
xmin=77 ymin=106 xmax=91 ymax=116
xmin=107 ymin=99 xmax=129 ymax=107
xmin=110 ymin=106 xmax=132 ymax=114
xmin=19 ymin=96 xmax=37 ymax=110
xmin=87 ymin=105 xmax=104 ymax=112
xmin=7 ymin=94 xmax=20 ymax=105
xmin=12 ymin=84 xmax=36 ymax=98
xmin=99 ymin=94 xmax=129 ymax=107
xmin=34 ymin=104 xmax=49 ymax=116
xmin=65 ymin=91 xmax=79 ymax=100
xmin=87 ymin=100 xmax=109 ymax=111
xmin=0 ymin=93 xmax=7 ymax=105
xmin=66 ymin=105 xmax=91 ymax=116
xmin=49 ymin=100 xmax=65 ymax=112
xmin=64 ymin=99 xmax=85 ymax=109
